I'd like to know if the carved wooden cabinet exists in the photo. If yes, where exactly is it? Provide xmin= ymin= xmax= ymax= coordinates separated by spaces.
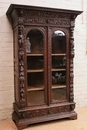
xmin=6 ymin=4 xmax=82 ymax=130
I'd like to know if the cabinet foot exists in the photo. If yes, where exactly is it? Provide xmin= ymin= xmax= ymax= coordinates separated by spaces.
xmin=17 ymin=125 xmax=29 ymax=130
xmin=69 ymin=112 xmax=77 ymax=120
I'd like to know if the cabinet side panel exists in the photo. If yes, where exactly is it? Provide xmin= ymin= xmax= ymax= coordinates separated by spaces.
xmin=14 ymin=27 xmax=19 ymax=103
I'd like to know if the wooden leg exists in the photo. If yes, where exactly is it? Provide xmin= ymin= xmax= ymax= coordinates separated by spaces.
xmin=17 ymin=125 xmax=29 ymax=130
xmin=69 ymin=112 xmax=77 ymax=120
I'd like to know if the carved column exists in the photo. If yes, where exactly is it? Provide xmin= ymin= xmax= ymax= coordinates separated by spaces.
xmin=69 ymin=15 xmax=76 ymax=103
xmin=18 ymin=24 xmax=26 ymax=108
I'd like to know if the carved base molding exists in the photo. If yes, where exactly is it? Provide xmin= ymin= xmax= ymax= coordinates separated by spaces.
xmin=12 ymin=110 xmax=77 ymax=130
xmin=12 ymin=102 xmax=77 ymax=130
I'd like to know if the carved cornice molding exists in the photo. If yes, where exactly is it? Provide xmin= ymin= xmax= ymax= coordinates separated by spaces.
xmin=6 ymin=4 xmax=82 ymax=28
xmin=23 ymin=10 xmax=71 ymax=26
xmin=23 ymin=10 xmax=71 ymax=19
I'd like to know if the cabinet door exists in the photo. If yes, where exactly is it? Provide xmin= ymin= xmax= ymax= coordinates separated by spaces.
xmin=48 ymin=28 xmax=69 ymax=104
xmin=26 ymin=28 xmax=47 ymax=106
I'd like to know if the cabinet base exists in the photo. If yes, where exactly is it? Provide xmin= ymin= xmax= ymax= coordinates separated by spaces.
xmin=12 ymin=110 xmax=77 ymax=130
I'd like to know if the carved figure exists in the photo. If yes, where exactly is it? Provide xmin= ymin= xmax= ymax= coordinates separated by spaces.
xmin=26 ymin=37 xmax=31 ymax=53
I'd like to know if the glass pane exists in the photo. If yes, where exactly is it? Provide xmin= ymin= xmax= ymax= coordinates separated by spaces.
xmin=52 ymin=56 xmax=66 ymax=69
xmin=52 ymin=71 xmax=66 ymax=102
xmin=51 ymin=30 xmax=66 ymax=102
xmin=26 ymin=29 xmax=43 ymax=54
xmin=27 ymin=90 xmax=44 ymax=105
xmin=26 ymin=29 xmax=45 ymax=106
xmin=52 ymin=88 xmax=66 ymax=102
xmin=52 ymin=30 xmax=66 ymax=54
xmin=27 ymin=72 xmax=44 ymax=105
xmin=52 ymin=71 xmax=66 ymax=85
xmin=27 ymin=72 xmax=44 ymax=87
xmin=27 ymin=56 xmax=44 ymax=70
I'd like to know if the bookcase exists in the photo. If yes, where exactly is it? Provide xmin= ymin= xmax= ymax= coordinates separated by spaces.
xmin=6 ymin=4 xmax=82 ymax=130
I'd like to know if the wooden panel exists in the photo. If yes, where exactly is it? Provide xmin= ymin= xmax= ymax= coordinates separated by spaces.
xmin=13 ymin=27 xmax=19 ymax=103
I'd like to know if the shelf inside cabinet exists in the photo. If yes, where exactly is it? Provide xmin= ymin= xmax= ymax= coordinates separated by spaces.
xmin=27 ymin=86 xmax=44 ymax=91
xmin=52 ymin=68 xmax=66 ymax=71
xmin=52 ymin=85 xmax=66 ymax=89
xmin=51 ymin=54 xmax=66 ymax=56
xmin=27 ymin=69 xmax=44 ymax=73
xmin=27 ymin=54 xmax=43 ymax=56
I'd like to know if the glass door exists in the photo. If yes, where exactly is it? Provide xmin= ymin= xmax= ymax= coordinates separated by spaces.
xmin=26 ymin=29 xmax=45 ymax=106
xmin=51 ymin=30 xmax=67 ymax=103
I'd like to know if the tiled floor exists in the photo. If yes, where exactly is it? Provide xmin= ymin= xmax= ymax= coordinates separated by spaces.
xmin=0 ymin=107 xmax=87 ymax=130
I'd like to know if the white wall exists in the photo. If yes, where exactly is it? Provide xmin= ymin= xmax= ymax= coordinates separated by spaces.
xmin=0 ymin=0 xmax=87 ymax=119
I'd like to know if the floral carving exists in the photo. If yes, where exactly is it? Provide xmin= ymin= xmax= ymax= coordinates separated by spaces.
xmin=24 ymin=18 xmax=70 ymax=26
xmin=70 ymin=22 xmax=75 ymax=102
xmin=70 ymin=104 xmax=75 ymax=111
xmin=23 ymin=10 xmax=71 ymax=19
xmin=21 ymin=106 xmax=70 ymax=118
xmin=24 ymin=18 xmax=46 ymax=24
xmin=47 ymin=19 xmax=70 ymax=25
xmin=18 ymin=25 xmax=24 ymax=46
xmin=18 ymin=25 xmax=25 ymax=107
xmin=23 ymin=9 xmax=71 ymax=26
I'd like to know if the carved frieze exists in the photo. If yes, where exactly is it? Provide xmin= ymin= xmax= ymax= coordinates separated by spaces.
xmin=23 ymin=18 xmax=70 ymax=26
xmin=21 ymin=105 xmax=70 ymax=119
xmin=48 ymin=106 xmax=70 ymax=114
xmin=24 ymin=18 xmax=46 ymax=24
xmin=47 ymin=19 xmax=70 ymax=25
xmin=23 ymin=10 xmax=71 ymax=19
xmin=22 ymin=9 xmax=71 ymax=26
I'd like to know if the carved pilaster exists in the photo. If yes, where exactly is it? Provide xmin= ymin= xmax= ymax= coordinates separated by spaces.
xmin=69 ymin=16 xmax=75 ymax=102
xmin=18 ymin=25 xmax=25 ymax=107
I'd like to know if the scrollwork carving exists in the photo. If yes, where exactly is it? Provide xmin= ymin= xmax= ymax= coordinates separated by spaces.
xmin=23 ymin=10 xmax=71 ymax=19
xmin=24 ymin=18 xmax=46 ymax=24
xmin=70 ymin=104 xmax=75 ymax=111
xmin=47 ymin=19 xmax=70 ymax=25
xmin=24 ymin=18 xmax=70 ymax=26
xmin=23 ymin=10 xmax=71 ymax=26
xmin=21 ymin=106 xmax=70 ymax=118
xmin=18 ymin=25 xmax=24 ymax=46
xmin=23 ymin=109 xmax=48 ymax=118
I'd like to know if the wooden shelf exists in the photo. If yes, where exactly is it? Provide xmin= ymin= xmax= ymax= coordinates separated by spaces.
xmin=27 ymin=86 xmax=44 ymax=91
xmin=52 ymin=85 xmax=66 ymax=89
xmin=27 ymin=69 xmax=44 ymax=73
xmin=51 ymin=54 xmax=66 ymax=56
xmin=52 ymin=68 xmax=66 ymax=71
xmin=27 ymin=54 xmax=66 ymax=56
xmin=27 ymin=54 xmax=43 ymax=56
